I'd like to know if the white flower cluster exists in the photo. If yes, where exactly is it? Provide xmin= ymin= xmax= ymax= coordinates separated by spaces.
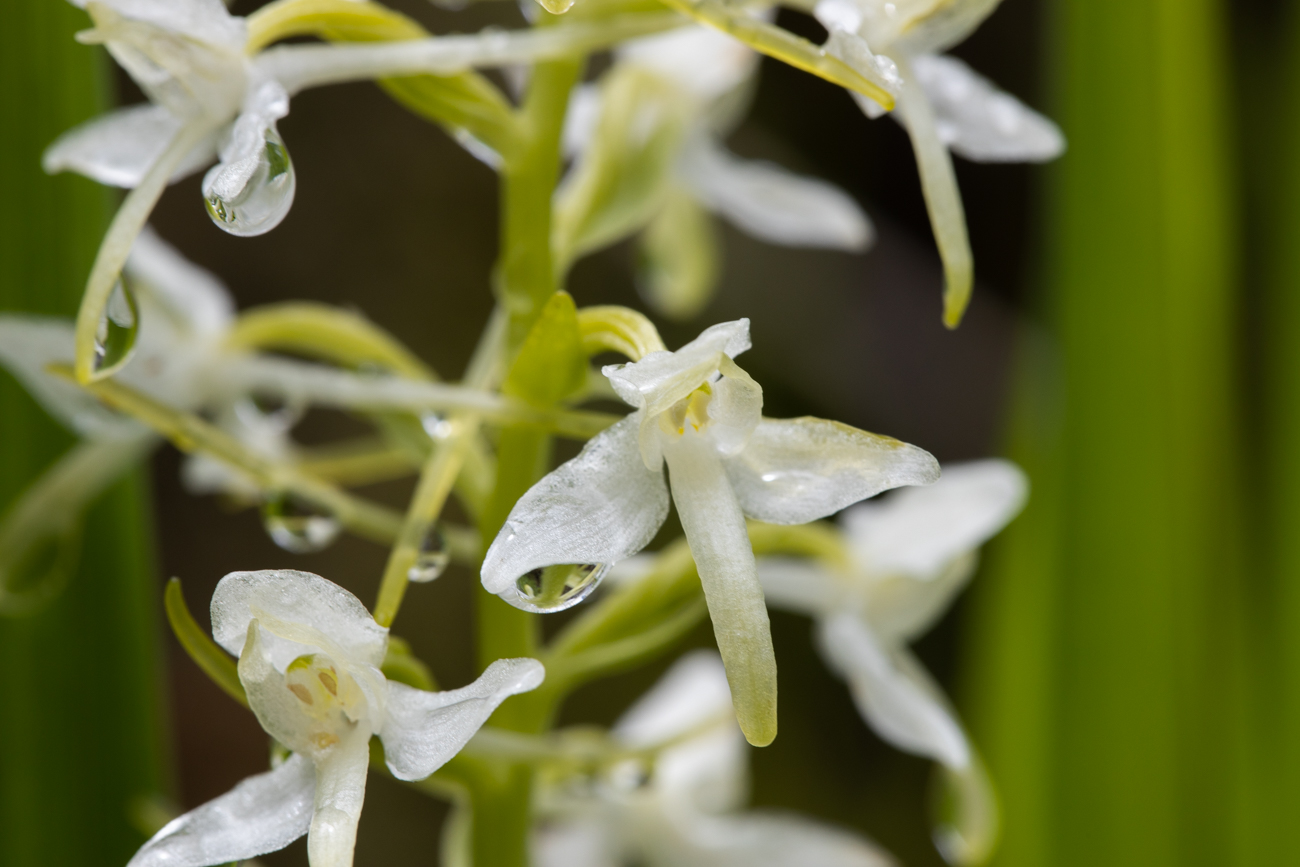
xmin=0 ymin=0 xmax=1055 ymax=865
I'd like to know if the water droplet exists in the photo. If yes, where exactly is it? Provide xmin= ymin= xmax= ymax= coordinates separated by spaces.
xmin=93 ymin=279 xmax=140 ymax=375
xmin=420 ymin=412 xmax=454 ymax=441
xmin=261 ymin=493 xmax=340 ymax=554
xmin=235 ymin=391 xmax=305 ymax=434
xmin=203 ymin=127 xmax=296 ymax=237
xmin=536 ymin=0 xmax=575 ymax=12
xmin=511 ymin=562 xmax=608 ymax=613
xmin=408 ymin=525 xmax=450 ymax=583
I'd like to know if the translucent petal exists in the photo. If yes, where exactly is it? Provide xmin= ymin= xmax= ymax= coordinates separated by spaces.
xmin=126 ymin=753 xmax=315 ymax=867
xmin=42 ymin=104 xmax=217 ymax=188
xmin=0 ymin=315 xmax=139 ymax=439
xmin=680 ymin=138 xmax=873 ymax=251
xmin=708 ymin=357 xmax=764 ymax=456
xmin=724 ymin=417 xmax=940 ymax=525
xmin=238 ymin=622 xmax=320 ymax=753
xmin=78 ymin=0 xmax=248 ymax=49
xmin=619 ymin=25 xmax=758 ymax=102
xmin=911 ymin=54 xmax=1064 ymax=163
xmin=381 ymin=658 xmax=545 ymax=780
xmin=663 ymin=430 xmax=776 ymax=747
xmin=480 ymin=414 xmax=670 ymax=604
xmin=211 ymin=570 xmax=389 ymax=669
xmin=842 ymin=459 xmax=1027 ymax=578
xmin=816 ymin=613 xmax=969 ymax=768
xmin=307 ymin=728 xmax=372 ymax=867
xmin=603 ymin=319 xmax=751 ymax=415
xmin=891 ymin=0 xmax=1003 ymax=56
xmin=127 ymin=226 xmax=236 ymax=337
xmin=755 ymin=558 xmax=842 ymax=616
xmin=669 ymin=812 xmax=898 ymax=867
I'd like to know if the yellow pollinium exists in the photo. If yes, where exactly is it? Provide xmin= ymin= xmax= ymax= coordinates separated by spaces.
xmin=285 ymin=653 xmax=363 ymax=748
xmin=660 ymin=383 xmax=714 ymax=437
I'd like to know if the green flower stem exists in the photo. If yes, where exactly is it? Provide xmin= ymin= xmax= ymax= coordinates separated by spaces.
xmin=653 ymin=0 xmax=895 ymax=107
xmin=62 ymin=369 xmax=406 ymax=545
xmin=164 ymin=578 xmax=248 ymax=708
xmin=295 ymin=437 xmax=421 ymax=486
xmin=374 ymin=415 xmax=482 ymax=628
xmin=467 ymin=48 xmax=582 ymax=867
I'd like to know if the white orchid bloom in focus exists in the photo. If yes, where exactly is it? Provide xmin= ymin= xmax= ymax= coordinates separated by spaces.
xmin=816 ymin=0 xmax=1064 ymax=327
xmin=562 ymin=24 xmax=873 ymax=319
xmin=757 ymin=459 xmax=1027 ymax=865
xmin=129 ymin=570 xmax=544 ymax=867
xmin=481 ymin=319 xmax=939 ymax=745
xmin=46 ymin=0 xmax=297 ymax=239
xmin=534 ymin=650 xmax=896 ymax=867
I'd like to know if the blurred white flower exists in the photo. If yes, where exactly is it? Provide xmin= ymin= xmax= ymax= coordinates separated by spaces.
xmin=563 ymin=25 xmax=873 ymax=319
xmin=816 ymin=0 xmax=1064 ymax=326
xmin=481 ymin=319 xmax=938 ymax=745
xmin=533 ymin=650 xmax=896 ymax=867
xmin=128 ymin=569 xmax=544 ymax=867
xmin=758 ymin=459 xmax=1028 ymax=865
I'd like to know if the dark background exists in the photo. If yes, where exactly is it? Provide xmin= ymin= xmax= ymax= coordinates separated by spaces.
xmin=142 ymin=0 xmax=1047 ymax=863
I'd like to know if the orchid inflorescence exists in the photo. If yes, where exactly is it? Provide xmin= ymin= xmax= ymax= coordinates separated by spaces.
xmin=0 ymin=0 xmax=1056 ymax=864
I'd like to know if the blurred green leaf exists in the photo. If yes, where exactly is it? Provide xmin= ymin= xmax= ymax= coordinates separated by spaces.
xmin=0 ymin=7 xmax=166 ymax=865
xmin=503 ymin=291 xmax=587 ymax=407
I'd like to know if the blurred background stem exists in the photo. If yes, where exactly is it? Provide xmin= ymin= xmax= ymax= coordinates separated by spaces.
xmin=963 ymin=0 xmax=1243 ymax=866
xmin=0 ymin=3 xmax=168 ymax=865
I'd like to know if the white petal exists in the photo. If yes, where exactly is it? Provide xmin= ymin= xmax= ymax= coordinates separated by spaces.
xmin=843 ymin=459 xmax=1027 ymax=578
xmin=533 ymin=817 xmax=620 ymax=867
xmin=680 ymin=138 xmax=873 ymax=251
xmin=934 ymin=754 xmax=1000 ymax=867
xmin=614 ymin=654 xmax=746 ymax=811
xmin=42 ymin=104 xmax=217 ymax=188
xmin=816 ymin=613 xmax=969 ymax=768
xmin=861 ymin=552 xmax=978 ymax=643
xmin=911 ymin=54 xmax=1064 ymax=162
xmin=663 ymin=430 xmax=776 ymax=746
xmin=724 ymin=417 xmax=940 ymax=525
xmin=603 ymin=319 xmax=751 ymax=414
xmin=755 ymin=558 xmax=842 ymax=616
xmin=126 ymin=753 xmax=315 ymax=867
xmin=211 ymin=570 xmax=388 ymax=668
xmin=619 ymin=25 xmax=758 ymax=102
xmin=894 ymin=65 xmax=973 ymax=328
xmin=238 ymin=622 xmax=323 ymax=754
xmin=127 ymin=226 xmax=236 ymax=336
xmin=480 ymin=415 xmax=670 ymax=608
xmin=307 ymin=728 xmax=372 ymax=867
xmin=890 ymin=0 xmax=1003 ymax=56
xmin=86 ymin=0 xmax=248 ymax=49
xmin=614 ymin=650 xmax=734 ymax=747
xmin=671 ymin=811 xmax=897 ymax=867
xmin=0 ymin=315 xmax=140 ymax=439
xmin=381 ymin=658 xmax=545 ymax=781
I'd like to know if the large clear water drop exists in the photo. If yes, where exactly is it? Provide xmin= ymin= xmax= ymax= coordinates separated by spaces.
xmin=407 ymin=524 xmax=451 ymax=583
xmin=511 ymin=562 xmax=608 ymax=613
xmin=93 ymin=279 xmax=140 ymax=375
xmin=203 ymin=127 xmax=296 ymax=237
xmin=261 ymin=493 xmax=340 ymax=554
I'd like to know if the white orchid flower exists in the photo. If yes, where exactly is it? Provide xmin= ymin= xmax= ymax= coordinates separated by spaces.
xmin=534 ymin=650 xmax=896 ymax=867
xmin=815 ymin=0 xmax=1064 ymax=327
xmin=481 ymin=319 xmax=939 ymax=744
xmin=757 ymin=459 xmax=1027 ymax=865
xmin=129 ymin=569 xmax=544 ymax=867
xmin=563 ymin=25 xmax=873 ymax=319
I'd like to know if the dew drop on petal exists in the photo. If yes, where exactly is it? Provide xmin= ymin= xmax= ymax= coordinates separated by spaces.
xmin=202 ymin=127 xmax=296 ymax=237
xmin=93 ymin=279 xmax=140 ymax=376
xmin=408 ymin=524 xmax=451 ymax=583
xmin=261 ymin=492 xmax=341 ymax=554
xmin=511 ymin=562 xmax=608 ymax=613
xmin=536 ymin=0 xmax=575 ymax=13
